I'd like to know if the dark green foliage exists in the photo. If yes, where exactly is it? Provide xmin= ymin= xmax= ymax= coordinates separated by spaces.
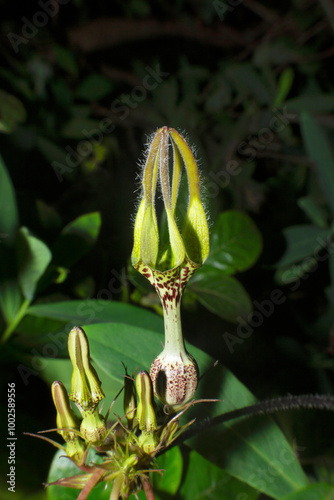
xmin=1 ymin=1 xmax=334 ymax=498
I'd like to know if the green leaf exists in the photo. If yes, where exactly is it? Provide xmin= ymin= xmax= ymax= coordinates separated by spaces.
xmin=300 ymin=112 xmax=334 ymax=214
xmin=52 ymin=212 xmax=101 ymax=268
xmin=207 ymin=210 xmax=262 ymax=275
xmin=75 ymin=74 xmax=113 ymax=101
xmin=188 ymin=267 xmax=252 ymax=322
xmin=18 ymin=300 xmax=163 ymax=352
xmin=47 ymin=448 xmax=111 ymax=500
xmin=178 ymin=448 xmax=258 ymax=500
xmin=280 ymin=483 xmax=334 ymax=500
xmin=273 ymin=67 xmax=294 ymax=107
xmin=186 ymin=363 xmax=309 ymax=498
xmin=0 ymin=154 xmax=19 ymax=237
xmin=0 ymin=89 xmax=26 ymax=133
xmin=152 ymin=446 xmax=183 ymax=495
xmin=17 ymin=228 xmax=52 ymax=301
xmin=297 ymin=196 xmax=327 ymax=228
xmin=26 ymin=300 xmax=163 ymax=334
xmin=226 ymin=63 xmax=271 ymax=105
xmin=287 ymin=94 xmax=334 ymax=113
xmin=275 ymin=224 xmax=333 ymax=268
xmin=0 ymin=280 xmax=22 ymax=324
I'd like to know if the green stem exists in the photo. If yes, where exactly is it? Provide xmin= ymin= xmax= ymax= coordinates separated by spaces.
xmin=1 ymin=298 xmax=30 ymax=344
xmin=110 ymin=474 xmax=123 ymax=500
xmin=162 ymin=300 xmax=187 ymax=357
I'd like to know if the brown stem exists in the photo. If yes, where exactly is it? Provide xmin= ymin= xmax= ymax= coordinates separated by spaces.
xmin=142 ymin=478 xmax=156 ymax=500
xmin=77 ymin=468 xmax=105 ymax=500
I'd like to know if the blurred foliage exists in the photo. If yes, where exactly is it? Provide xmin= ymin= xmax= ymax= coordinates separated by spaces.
xmin=1 ymin=0 xmax=334 ymax=498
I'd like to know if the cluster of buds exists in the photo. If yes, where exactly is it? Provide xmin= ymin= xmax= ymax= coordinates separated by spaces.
xmin=132 ymin=127 xmax=209 ymax=411
xmin=44 ymin=333 xmax=194 ymax=500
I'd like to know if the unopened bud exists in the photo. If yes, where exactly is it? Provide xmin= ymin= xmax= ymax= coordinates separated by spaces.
xmin=51 ymin=381 xmax=85 ymax=462
xmin=80 ymin=408 xmax=107 ymax=444
xmin=135 ymin=371 xmax=158 ymax=454
xmin=68 ymin=326 xmax=105 ymax=412
xmin=123 ymin=369 xmax=136 ymax=429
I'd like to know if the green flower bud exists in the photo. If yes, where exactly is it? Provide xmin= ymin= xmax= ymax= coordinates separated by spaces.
xmin=80 ymin=408 xmax=106 ymax=445
xmin=135 ymin=370 xmax=158 ymax=454
xmin=68 ymin=326 xmax=105 ymax=412
xmin=123 ymin=369 xmax=136 ymax=429
xmin=51 ymin=381 xmax=85 ymax=462
xmin=131 ymin=126 xmax=209 ymax=277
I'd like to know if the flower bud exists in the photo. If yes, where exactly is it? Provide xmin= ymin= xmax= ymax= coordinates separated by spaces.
xmin=123 ymin=369 xmax=136 ymax=429
xmin=80 ymin=408 xmax=107 ymax=445
xmin=51 ymin=381 xmax=85 ymax=462
xmin=135 ymin=371 xmax=158 ymax=454
xmin=68 ymin=326 xmax=105 ymax=412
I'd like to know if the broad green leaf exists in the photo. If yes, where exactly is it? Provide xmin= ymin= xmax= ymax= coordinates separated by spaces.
xmin=75 ymin=74 xmax=113 ymax=101
xmin=275 ymin=224 xmax=333 ymax=268
xmin=186 ymin=363 xmax=309 ymax=498
xmin=47 ymin=448 xmax=111 ymax=500
xmin=188 ymin=267 xmax=252 ymax=322
xmin=0 ymin=89 xmax=26 ymax=133
xmin=25 ymin=300 xmax=163 ymax=334
xmin=0 ymin=280 xmax=22 ymax=323
xmin=178 ymin=448 xmax=258 ymax=500
xmin=152 ymin=446 xmax=183 ymax=495
xmin=207 ymin=210 xmax=262 ymax=275
xmin=52 ymin=212 xmax=101 ymax=268
xmin=301 ymin=112 xmax=334 ymax=214
xmin=18 ymin=300 xmax=163 ymax=355
xmin=0 ymin=154 xmax=18 ymax=236
xmin=17 ymin=227 xmax=52 ymax=301
xmin=281 ymin=483 xmax=334 ymax=500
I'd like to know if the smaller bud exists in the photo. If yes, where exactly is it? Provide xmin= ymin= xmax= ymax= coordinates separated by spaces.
xmin=123 ymin=369 xmax=137 ymax=429
xmin=51 ymin=381 xmax=85 ymax=462
xmin=80 ymin=408 xmax=107 ymax=445
xmin=68 ymin=326 xmax=105 ymax=412
xmin=135 ymin=371 xmax=158 ymax=454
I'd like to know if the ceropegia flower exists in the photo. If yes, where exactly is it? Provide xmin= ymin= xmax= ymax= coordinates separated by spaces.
xmin=68 ymin=326 xmax=107 ymax=444
xmin=132 ymin=127 xmax=209 ymax=410
xmin=51 ymin=381 xmax=85 ymax=463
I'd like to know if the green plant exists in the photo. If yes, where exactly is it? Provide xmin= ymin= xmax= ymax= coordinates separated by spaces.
xmin=23 ymin=128 xmax=334 ymax=500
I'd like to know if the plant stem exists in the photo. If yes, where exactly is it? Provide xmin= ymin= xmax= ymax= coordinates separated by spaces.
xmin=171 ymin=394 xmax=334 ymax=448
xmin=162 ymin=301 xmax=187 ymax=357
xmin=142 ymin=478 xmax=156 ymax=500
xmin=110 ymin=474 xmax=123 ymax=500
xmin=1 ymin=298 xmax=30 ymax=344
